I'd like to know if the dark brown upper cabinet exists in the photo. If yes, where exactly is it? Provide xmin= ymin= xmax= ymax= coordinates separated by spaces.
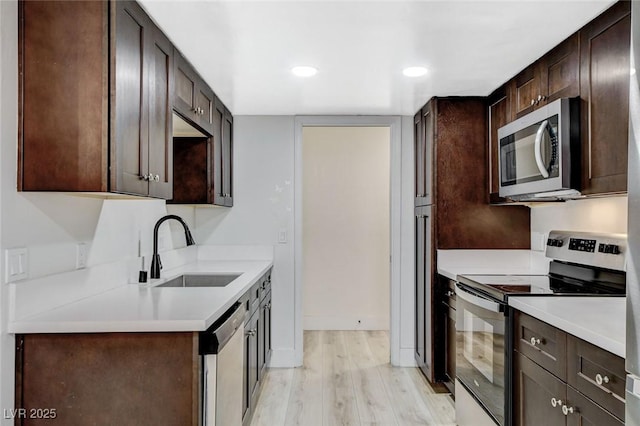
xmin=19 ymin=0 xmax=109 ymax=192
xmin=212 ymin=100 xmax=234 ymax=207
xmin=414 ymin=104 xmax=433 ymax=206
xmin=579 ymin=1 xmax=631 ymax=195
xmin=19 ymin=0 xmax=173 ymax=199
xmin=510 ymin=33 xmax=580 ymax=120
xmin=487 ymin=84 xmax=512 ymax=203
xmin=113 ymin=1 xmax=173 ymax=199
xmin=174 ymin=52 xmax=215 ymax=136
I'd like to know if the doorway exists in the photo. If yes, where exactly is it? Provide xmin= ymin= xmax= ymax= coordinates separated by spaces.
xmin=294 ymin=116 xmax=402 ymax=366
xmin=302 ymin=126 xmax=390 ymax=331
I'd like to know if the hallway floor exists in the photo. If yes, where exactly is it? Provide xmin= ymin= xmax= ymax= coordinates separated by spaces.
xmin=251 ymin=330 xmax=456 ymax=426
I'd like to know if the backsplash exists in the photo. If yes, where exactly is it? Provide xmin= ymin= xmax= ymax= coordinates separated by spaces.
xmin=3 ymin=194 xmax=196 ymax=282
xmin=530 ymin=196 xmax=628 ymax=237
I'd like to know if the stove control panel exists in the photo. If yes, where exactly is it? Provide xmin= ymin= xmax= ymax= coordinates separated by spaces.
xmin=568 ymin=238 xmax=597 ymax=252
xmin=546 ymin=230 xmax=627 ymax=271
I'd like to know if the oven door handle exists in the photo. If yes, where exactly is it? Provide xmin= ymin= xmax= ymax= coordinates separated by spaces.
xmin=455 ymin=283 xmax=504 ymax=313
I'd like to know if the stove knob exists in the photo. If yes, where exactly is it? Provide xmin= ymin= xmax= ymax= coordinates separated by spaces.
xmin=610 ymin=245 xmax=621 ymax=255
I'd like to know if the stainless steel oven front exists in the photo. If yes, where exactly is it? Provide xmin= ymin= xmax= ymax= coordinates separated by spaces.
xmin=455 ymin=282 xmax=510 ymax=426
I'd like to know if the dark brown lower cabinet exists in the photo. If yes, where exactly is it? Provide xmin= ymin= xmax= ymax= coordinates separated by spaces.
xmin=15 ymin=333 xmax=200 ymax=426
xmin=436 ymin=275 xmax=456 ymax=395
xmin=513 ymin=312 xmax=624 ymax=426
xmin=243 ymin=310 xmax=259 ymax=426
xmin=514 ymin=352 xmax=566 ymax=426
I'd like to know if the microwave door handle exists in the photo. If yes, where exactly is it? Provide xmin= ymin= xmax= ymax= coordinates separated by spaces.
xmin=534 ymin=120 xmax=550 ymax=178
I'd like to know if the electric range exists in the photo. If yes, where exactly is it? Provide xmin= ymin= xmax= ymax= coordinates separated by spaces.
xmin=454 ymin=230 xmax=627 ymax=426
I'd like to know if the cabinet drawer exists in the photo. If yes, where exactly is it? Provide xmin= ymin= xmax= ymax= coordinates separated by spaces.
xmin=514 ymin=312 xmax=567 ymax=380
xmin=567 ymin=334 xmax=625 ymax=420
xmin=566 ymin=386 xmax=623 ymax=426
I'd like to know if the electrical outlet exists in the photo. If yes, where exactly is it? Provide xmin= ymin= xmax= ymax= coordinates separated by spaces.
xmin=278 ymin=229 xmax=287 ymax=244
xmin=76 ymin=243 xmax=87 ymax=269
xmin=5 ymin=248 xmax=28 ymax=283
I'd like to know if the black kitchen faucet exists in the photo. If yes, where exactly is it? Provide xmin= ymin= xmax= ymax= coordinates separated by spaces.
xmin=150 ymin=215 xmax=196 ymax=279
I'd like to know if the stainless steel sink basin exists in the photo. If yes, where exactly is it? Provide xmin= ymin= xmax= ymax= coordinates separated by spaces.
xmin=157 ymin=273 xmax=241 ymax=288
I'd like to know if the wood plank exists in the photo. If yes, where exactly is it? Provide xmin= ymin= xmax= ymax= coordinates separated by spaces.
xmin=323 ymin=331 xmax=361 ymax=426
xmin=283 ymin=331 xmax=323 ymax=426
xmin=250 ymin=368 xmax=294 ymax=426
xmin=346 ymin=332 xmax=398 ymax=425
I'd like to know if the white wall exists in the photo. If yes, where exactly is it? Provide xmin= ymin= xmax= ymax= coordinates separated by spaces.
xmin=302 ymin=126 xmax=390 ymax=330
xmin=195 ymin=116 xmax=296 ymax=365
xmin=530 ymin=196 xmax=628 ymax=236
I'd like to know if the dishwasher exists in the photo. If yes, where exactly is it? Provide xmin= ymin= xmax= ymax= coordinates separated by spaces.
xmin=200 ymin=302 xmax=246 ymax=426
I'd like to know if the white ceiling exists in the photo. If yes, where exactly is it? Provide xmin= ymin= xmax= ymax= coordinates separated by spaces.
xmin=139 ymin=0 xmax=616 ymax=116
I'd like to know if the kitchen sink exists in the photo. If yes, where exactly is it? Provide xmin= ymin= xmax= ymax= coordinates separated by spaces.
xmin=157 ymin=273 xmax=241 ymax=288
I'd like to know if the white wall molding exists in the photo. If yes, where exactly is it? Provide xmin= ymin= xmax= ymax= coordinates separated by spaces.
xmin=303 ymin=315 xmax=389 ymax=331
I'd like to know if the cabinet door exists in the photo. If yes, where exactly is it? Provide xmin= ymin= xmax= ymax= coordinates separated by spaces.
xmin=414 ymin=111 xmax=425 ymax=205
xmin=540 ymin=33 xmax=580 ymax=104
xmin=265 ymin=292 xmax=272 ymax=368
xmin=174 ymin=52 xmax=198 ymax=121
xmin=147 ymin=25 xmax=173 ymax=199
xmin=414 ymin=206 xmax=432 ymax=379
xmin=565 ymin=386 xmax=624 ymax=426
xmin=514 ymin=353 xmax=566 ymax=426
xmin=212 ymin=100 xmax=225 ymax=206
xmin=422 ymin=104 xmax=434 ymax=205
xmin=223 ymin=108 xmax=234 ymax=206
xmin=488 ymin=85 xmax=511 ymax=202
xmin=259 ymin=293 xmax=271 ymax=380
xmin=20 ymin=0 xmax=108 ymax=192
xmin=243 ymin=313 xmax=259 ymax=423
xmin=579 ymin=1 xmax=631 ymax=195
xmin=195 ymin=84 xmax=215 ymax=135
xmin=511 ymin=63 xmax=541 ymax=119
xmin=112 ymin=1 xmax=151 ymax=196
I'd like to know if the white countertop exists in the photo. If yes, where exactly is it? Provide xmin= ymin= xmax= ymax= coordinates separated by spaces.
xmin=437 ymin=249 xmax=543 ymax=281
xmin=9 ymin=260 xmax=272 ymax=334
xmin=509 ymin=296 xmax=625 ymax=357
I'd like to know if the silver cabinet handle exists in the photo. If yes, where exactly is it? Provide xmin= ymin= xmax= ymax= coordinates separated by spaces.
xmin=445 ymin=291 xmax=455 ymax=297
xmin=530 ymin=337 xmax=541 ymax=346
xmin=530 ymin=99 xmax=536 ymax=106
xmin=595 ymin=373 xmax=610 ymax=385
xmin=562 ymin=405 xmax=574 ymax=416
xmin=246 ymin=329 xmax=256 ymax=336
xmin=154 ymin=174 xmax=160 ymax=182
xmin=140 ymin=174 xmax=151 ymax=181
xmin=551 ymin=397 xmax=563 ymax=408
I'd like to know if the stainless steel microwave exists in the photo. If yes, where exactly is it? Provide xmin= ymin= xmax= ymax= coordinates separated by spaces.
xmin=498 ymin=98 xmax=580 ymax=201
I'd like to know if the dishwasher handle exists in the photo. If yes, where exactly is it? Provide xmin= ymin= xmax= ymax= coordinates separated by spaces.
xmin=455 ymin=283 xmax=504 ymax=313
xmin=199 ymin=302 xmax=246 ymax=355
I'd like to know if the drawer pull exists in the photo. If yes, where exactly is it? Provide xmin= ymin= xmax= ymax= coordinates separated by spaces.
xmin=446 ymin=291 xmax=455 ymax=297
xmin=595 ymin=373 xmax=610 ymax=385
xmin=551 ymin=397 xmax=563 ymax=408
xmin=562 ymin=405 xmax=575 ymax=416
xmin=530 ymin=337 xmax=541 ymax=346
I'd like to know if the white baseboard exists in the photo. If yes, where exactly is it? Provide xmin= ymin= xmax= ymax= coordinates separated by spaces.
xmin=303 ymin=315 xmax=389 ymax=330
xmin=393 ymin=348 xmax=417 ymax=367
xmin=268 ymin=348 xmax=299 ymax=368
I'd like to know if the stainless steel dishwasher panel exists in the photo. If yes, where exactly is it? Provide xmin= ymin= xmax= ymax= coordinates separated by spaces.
xmin=202 ymin=302 xmax=246 ymax=426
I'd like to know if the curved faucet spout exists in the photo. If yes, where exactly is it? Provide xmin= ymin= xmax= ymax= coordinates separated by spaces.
xmin=150 ymin=215 xmax=196 ymax=279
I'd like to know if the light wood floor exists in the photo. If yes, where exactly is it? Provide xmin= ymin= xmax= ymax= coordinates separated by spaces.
xmin=251 ymin=330 xmax=456 ymax=426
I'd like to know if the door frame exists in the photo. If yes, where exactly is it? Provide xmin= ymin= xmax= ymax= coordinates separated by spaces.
xmin=293 ymin=116 xmax=402 ymax=366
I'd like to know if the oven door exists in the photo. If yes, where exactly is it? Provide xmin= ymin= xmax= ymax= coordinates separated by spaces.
xmin=455 ymin=283 xmax=506 ymax=426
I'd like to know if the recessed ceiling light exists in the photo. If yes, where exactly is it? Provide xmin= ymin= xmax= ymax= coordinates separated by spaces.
xmin=291 ymin=66 xmax=318 ymax=77
xmin=403 ymin=66 xmax=428 ymax=77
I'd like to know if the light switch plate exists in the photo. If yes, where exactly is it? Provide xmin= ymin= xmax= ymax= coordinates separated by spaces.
xmin=531 ymin=232 xmax=546 ymax=252
xmin=76 ymin=243 xmax=87 ymax=269
xmin=278 ymin=229 xmax=287 ymax=244
xmin=5 ymin=248 xmax=28 ymax=283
